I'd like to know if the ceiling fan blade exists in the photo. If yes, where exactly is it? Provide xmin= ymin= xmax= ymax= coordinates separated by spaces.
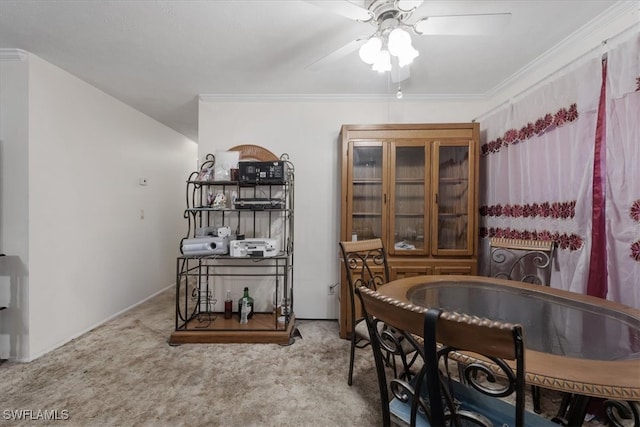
xmin=305 ymin=38 xmax=365 ymax=70
xmin=305 ymin=1 xmax=372 ymax=22
xmin=415 ymin=13 xmax=512 ymax=36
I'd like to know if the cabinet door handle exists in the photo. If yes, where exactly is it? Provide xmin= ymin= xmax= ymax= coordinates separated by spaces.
xmin=384 ymin=194 xmax=387 ymax=204
xmin=435 ymin=193 xmax=438 ymax=204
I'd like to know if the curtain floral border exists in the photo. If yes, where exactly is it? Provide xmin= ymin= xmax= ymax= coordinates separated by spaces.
xmin=480 ymin=200 xmax=576 ymax=219
xmin=479 ymin=200 xmax=582 ymax=251
xmin=480 ymin=103 xmax=578 ymax=156
xmin=632 ymin=241 xmax=640 ymax=262
xmin=632 ymin=200 xmax=640 ymax=262
xmin=631 ymin=200 xmax=640 ymax=222
xmin=627 ymin=75 xmax=640 ymax=262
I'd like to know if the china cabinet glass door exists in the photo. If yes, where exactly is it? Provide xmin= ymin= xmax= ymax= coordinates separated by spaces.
xmin=389 ymin=142 xmax=428 ymax=255
xmin=348 ymin=142 xmax=385 ymax=241
xmin=431 ymin=140 xmax=475 ymax=255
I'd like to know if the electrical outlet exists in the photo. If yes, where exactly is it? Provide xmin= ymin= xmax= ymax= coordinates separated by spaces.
xmin=328 ymin=283 xmax=337 ymax=296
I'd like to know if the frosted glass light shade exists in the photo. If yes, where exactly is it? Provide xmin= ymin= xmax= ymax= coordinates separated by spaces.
xmin=388 ymin=28 xmax=412 ymax=57
xmin=358 ymin=37 xmax=382 ymax=65
xmin=360 ymin=23 xmax=421 ymax=71
xmin=372 ymin=49 xmax=392 ymax=72
xmin=398 ymin=46 xmax=419 ymax=67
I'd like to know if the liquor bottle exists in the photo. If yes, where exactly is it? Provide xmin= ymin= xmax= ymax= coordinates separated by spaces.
xmin=224 ymin=290 xmax=232 ymax=319
xmin=237 ymin=287 xmax=254 ymax=319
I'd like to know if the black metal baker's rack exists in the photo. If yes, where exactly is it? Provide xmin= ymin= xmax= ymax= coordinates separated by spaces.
xmin=171 ymin=153 xmax=297 ymax=344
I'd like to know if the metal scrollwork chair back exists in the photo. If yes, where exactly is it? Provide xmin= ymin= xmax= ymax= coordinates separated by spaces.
xmin=489 ymin=238 xmax=555 ymax=286
xmin=340 ymin=238 xmax=403 ymax=386
xmin=488 ymin=237 xmax=555 ymax=413
xmin=415 ymin=308 xmax=557 ymax=427
xmin=354 ymin=286 xmax=426 ymax=427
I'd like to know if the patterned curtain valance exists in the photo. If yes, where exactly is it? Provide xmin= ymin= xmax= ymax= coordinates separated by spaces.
xmin=481 ymin=103 xmax=578 ymax=156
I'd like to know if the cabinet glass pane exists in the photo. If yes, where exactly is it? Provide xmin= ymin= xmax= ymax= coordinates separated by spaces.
xmin=394 ymin=146 xmax=425 ymax=251
xmin=437 ymin=146 xmax=469 ymax=250
xmin=352 ymin=146 xmax=383 ymax=240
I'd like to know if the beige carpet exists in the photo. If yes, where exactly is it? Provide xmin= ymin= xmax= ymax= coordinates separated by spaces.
xmin=0 ymin=289 xmax=605 ymax=427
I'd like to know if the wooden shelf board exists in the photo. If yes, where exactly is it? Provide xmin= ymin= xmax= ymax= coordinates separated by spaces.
xmin=169 ymin=314 xmax=296 ymax=345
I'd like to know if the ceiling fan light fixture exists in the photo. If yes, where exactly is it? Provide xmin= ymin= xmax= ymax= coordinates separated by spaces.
xmin=398 ymin=46 xmax=419 ymax=67
xmin=387 ymin=27 xmax=411 ymax=56
xmin=359 ymin=36 xmax=382 ymax=65
xmin=372 ymin=49 xmax=392 ymax=72
xmin=356 ymin=0 xmax=430 ymax=72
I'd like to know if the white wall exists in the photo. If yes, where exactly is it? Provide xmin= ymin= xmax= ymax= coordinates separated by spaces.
xmin=0 ymin=52 xmax=197 ymax=360
xmin=198 ymin=98 xmax=484 ymax=319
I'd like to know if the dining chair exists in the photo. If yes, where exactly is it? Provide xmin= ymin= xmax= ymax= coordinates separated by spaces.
xmin=413 ymin=307 xmax=558 ymax=427
xmin=353 ymin=285 xmax=424 ymax=426
xmin=488 ymin=237 xmax=555 ymax=286
xmin=488 ymin=237 xmax=556 ymax=413
xmin=355 ymin=285 xmax=557 ymax=427
xmin=339 ymin=238 xmax=417 ymax=386
xmin=339 ymin=238 xmax=390 ymax=386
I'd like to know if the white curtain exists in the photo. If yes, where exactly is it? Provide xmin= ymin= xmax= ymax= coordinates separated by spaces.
xmin=479 ymin=57 xmax=602 ymax=295
xmin=605 ymin=33 xmax=640 ymax=307
xmin=479 ymin=28 xmax=640 ymax=309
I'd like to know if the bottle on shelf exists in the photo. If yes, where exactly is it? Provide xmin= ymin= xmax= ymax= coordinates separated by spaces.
xmin=237 ymin=287 xmax=254 ymax=319
xmin=224 ymin=290 xmax=232 ymax=319
xmin=239 ymin=299 xmax=249 ymax=324
xmin=278 ymin=292 xmax=291 ymax=324
xmin=231 ymin=190 xmax=238 ymax=209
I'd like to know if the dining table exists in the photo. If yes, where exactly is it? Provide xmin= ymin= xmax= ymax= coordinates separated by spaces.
xmin=376 ymin=274 xmax=640 ymax=426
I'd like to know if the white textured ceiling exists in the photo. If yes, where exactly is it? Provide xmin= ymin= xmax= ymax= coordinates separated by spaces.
xmin=0 ymin=0 xmax=629 ymax=141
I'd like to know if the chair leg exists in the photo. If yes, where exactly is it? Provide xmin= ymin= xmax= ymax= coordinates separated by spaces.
xmin=348 ymin=333 xmax=356 ymax=386
xmin=551 ymin=393 xmax=590 ymax=426
xmin=532 ymin=385 xmax=541 ymax=413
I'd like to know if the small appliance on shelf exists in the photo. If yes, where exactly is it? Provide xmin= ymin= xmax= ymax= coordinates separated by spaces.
xmin=230 ymin=238 xmax=279 ymax=258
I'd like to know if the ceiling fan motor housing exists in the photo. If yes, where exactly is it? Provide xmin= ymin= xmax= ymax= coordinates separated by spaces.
xmin=367 ymin=0 xmax=414 ymax=25
xmin=365 ymin=0 xmax=413 ymax=33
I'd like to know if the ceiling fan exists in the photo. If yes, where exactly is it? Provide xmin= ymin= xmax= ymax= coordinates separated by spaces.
xmin=306 ymin=0 xmax=512 ymax=83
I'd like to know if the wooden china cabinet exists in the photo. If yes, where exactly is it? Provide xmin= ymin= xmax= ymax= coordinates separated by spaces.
xmin=339 ymin=123 xmax=480 ymax=338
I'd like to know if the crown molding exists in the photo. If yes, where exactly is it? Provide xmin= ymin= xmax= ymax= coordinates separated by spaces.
xmin=0 ymin=48 xmax=28 ymax=61
xmin=199 ymin=93 xmax=486 ymax=102
xmin=486 ymin=1 xmax=639 ymax=99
